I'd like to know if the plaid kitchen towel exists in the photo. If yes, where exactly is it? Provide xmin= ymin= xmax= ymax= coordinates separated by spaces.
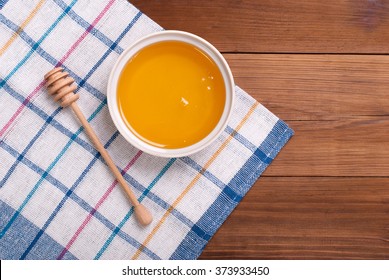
xmin=0 ymin=0 xmax=293 ymax=260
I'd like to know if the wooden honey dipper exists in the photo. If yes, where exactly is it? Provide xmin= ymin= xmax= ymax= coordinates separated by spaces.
xmin=44 ymin=67 xmax=153 ymax=226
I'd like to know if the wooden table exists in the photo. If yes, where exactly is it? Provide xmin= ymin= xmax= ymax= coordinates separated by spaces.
xmin=131 ymin=0 xmax=389 ymax=259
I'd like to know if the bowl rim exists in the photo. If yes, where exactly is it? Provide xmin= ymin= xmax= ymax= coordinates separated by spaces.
xmin=107 ymin=30 xmax=235 ymax=157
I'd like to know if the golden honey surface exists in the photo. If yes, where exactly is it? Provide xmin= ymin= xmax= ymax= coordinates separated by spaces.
xmin=117 ymin=41 xmax=226 ymax=149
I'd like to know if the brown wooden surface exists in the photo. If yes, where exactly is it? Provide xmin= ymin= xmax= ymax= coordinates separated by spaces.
xmin=131 ymin=0 xmax=389 ymax=259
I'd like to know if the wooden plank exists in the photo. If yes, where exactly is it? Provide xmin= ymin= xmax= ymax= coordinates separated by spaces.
xmin=224 ymin=54 xmax=389 ymax=121
xmin=200 ymin=177 xmax=389 ymax=259
xmin=131 ymin=0 xmax=389 ymax=53
xmin=264 ymin=117 xmax=389 ymax=177
xmin=223 ymin=55 xmax=389 ymax=177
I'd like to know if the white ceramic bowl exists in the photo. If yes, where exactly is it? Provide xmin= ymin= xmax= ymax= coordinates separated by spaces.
xmin=107 ymin=30 xmax=234 ymax=157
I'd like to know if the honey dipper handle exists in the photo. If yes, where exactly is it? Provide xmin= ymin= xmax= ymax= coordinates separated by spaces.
xmin=70 ymin=102 xmax=152 ymax=226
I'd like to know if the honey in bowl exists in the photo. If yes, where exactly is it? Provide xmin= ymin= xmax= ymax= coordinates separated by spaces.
xmin=117 ymin=41 xmax=226 ymax=149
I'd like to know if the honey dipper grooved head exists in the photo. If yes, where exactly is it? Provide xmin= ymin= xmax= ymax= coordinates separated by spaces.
xmin=45 ymin=67 xmax=80 ymax=108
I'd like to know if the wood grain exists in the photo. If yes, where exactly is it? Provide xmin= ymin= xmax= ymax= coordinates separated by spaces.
xmin=200 ymin=177 xmax=389 ymax=259
xmin=224 ymin=54 xmax=389 ymax=120
xmin=129 ymin=0 xmax=389 ymax=259
xmin=265 ymin=117 xmax=389 ymax=177
xmin=131 ymin=0 xmax=389 ymax=53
